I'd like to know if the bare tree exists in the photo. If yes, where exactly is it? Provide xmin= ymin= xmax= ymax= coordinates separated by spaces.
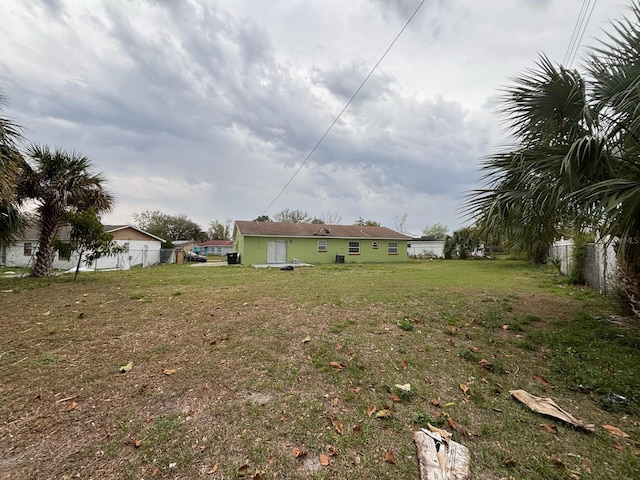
xmin=394 ymin=213 xmax=408 ymax=234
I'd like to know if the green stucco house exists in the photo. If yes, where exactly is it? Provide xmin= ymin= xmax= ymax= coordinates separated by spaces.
xmin=233 ymin=221 xmax=411 ymax=265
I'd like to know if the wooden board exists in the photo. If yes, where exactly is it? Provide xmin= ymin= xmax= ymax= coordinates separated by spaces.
xmin=414 ymin=429 xmax=470 ymax=480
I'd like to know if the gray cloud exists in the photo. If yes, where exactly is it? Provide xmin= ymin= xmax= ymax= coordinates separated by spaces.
xmin=1 ymin=0 xmax=630 ymax=234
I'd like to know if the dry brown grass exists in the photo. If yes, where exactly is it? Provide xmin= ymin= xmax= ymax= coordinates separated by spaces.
xmin=0 ymin=260 xmax=638 ymax=479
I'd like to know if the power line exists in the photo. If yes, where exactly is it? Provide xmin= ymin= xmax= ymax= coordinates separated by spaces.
xmin=563 ymin=0 xmax=598 ymax=67
xmin=567 ymin=0 xmax=598 ymax=67
xmin=563 ymin=0 xmax=590 ymax=65
xmin=262 ymin=0 xmax=427 ymax=215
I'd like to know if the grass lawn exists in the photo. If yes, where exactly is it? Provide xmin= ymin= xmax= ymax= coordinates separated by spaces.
xmin=0 ymin=259 xmax=638 ymax=479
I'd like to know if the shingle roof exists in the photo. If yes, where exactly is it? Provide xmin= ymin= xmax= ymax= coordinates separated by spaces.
xmin=234 ymin=221 xmax=411 ymax=239
xmin=199 ymin=239 xmax=233 ymax=246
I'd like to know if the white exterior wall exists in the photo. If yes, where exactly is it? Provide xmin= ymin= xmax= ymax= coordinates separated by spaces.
xmin=550 ymin=238 xmax=619 ymax=293
xmin=408 ymin=240 xmax=445 ymax=258
xmin=2 ymin=239 xmax=161 ymax=270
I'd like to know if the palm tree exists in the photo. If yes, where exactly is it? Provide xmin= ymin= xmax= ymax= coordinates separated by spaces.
xmin=0 ymin=90 xmax=27 ymax=248
xmin=18 ymin=145 xmax=114 ymax=277
xmin=465 ymin=55 xmax=594 ymax=263
xmin=466 ymin=2 xmax=640 ymax=318
xmin=577 ymin=3 xmax=640 ymax=317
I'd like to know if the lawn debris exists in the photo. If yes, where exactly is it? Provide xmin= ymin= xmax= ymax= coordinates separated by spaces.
xmin=602 ymin=424 xmax=630 ymax=438
xmin=510 ymin=390 xmax=595 ymax=432
xmin=384 ymin=448 xmax=396 ymax=464
xmin=533 ymin=373 xmax=551 ymax=386
xmin=414 ymin=427 xmax=470 ymax=479
xmin=292 ymin=447 xmax=307 ymax=458
xmin=540 ymin=423 xmax=558 ymax=434
xmin=375 ymin=408 xmax=392 ymax=419
xmin=119 ymin=362 xmax=133 ymax=373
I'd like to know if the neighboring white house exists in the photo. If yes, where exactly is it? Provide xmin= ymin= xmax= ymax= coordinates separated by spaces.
xmin=407 ymin=237 xmax=446 ymax=258
xmin=1 ymin=224 xmax=164 ymax=271
xmin=197 ymin=239 xmax=234 ymax=256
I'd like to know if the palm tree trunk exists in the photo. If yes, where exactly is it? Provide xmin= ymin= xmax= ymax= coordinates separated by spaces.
xmin=32 ymin=215 xmax=60 ymax=278
xmin=619 ymin=266 xmax=640 ymax=320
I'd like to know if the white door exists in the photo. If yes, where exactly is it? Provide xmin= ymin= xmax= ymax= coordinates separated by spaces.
xmin=267 ymin=240 xmax=287 ymax=263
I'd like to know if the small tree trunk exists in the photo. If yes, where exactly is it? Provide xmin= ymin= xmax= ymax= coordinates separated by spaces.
xmin=74 ymin=250 xmax=84 ymax=281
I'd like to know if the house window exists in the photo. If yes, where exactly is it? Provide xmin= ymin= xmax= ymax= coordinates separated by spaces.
xmin=388 ymin=242 xmax=399 ymax=254
xmin=372 ymin=241 xmax=379 ymax=249
xmin=317 ymin=240 xmax=327 ymax=252
xmin=348 ymin=241 xmax=360 ymax=254
xmin=23 ymin=243 xmax=33 ymax=256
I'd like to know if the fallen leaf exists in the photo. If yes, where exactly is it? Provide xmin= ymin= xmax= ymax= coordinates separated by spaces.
xmin=206 ymin=463 xmax=219 ymax=474
xmin=128 ymin=438 xmax=142 ymax=448
xmin=367 ymin=405 xmax=377 ymax=417
xmin=163 ymin=368 xmax=176 ymax=375
xmin=614 ymin=443 xmax=624 ymax=451
xmin=301 ymin=336 xmax=311 ymax=344
xmin=332 ymin=397 xmax=339 ymax=406
xmin=401 ymin=360 xmax=408 ymax=370
xmin=66 ymin=401 xmax=77 ymax=411
xmin=447 ymin=417 xmax=459 ymax=432
xmin=292 ymin=447 xmax=307 ymax=458
xmin=503 ymin=457 xmax=516 ymax=466
xmin=252 ymin=473 xmax=264 ymax=480
xmin=389 ymin=395 xmax=401 ymax=402
xmin=237 ymin=464 xmax=250 ymax=476
xmin=459 ymin=383 xmax=470 ymax=395
xmin=352 ymin=425 xmax=361 ymax=435
xmin=151 ymin=466 xmax=160 ymax=476
xmin=478 ymin=359 xmax=493 ymax=371
xmin=550 ymin=454 xmax=564 ymax=467
xmin=534 ymin=374 xmax=551 ymax=386
xmin=470 ymin=346 xmax=480 ymax=353
xmin=351 ymin=387 xmax=362 ymax=394
xmin=427 ymin=423 xmax=452 ymax=443
xmin=603 ymin=424 xmax=630 ymax=438
xmin=384 ymin=449 xmax=396 ymax=464
xmin=540 ymin=423 xmax=558 ymax=434
xmin=326 ymin=445 xmax=337 ymax=456
xmin=332 ymin=420 xmax=344 ymax=435
xmin=119 ymin=362 xmax=133 ymax=373
xmin=346 ymin=349 xmax=354 ymax=356
xmin=430 ymin=398 xmax=441 ymax=407
xmin=395 ymin=383 xmax=411 ymax=392
xmin=423 ymin=375 xmax=432 ymax=383
xmin=329 ymin=361 xmax=345 ymax=370
xmin=319 ymin=453 xmax=330 ymax=466
xmin=375 ymin=408 xmax=392 ymax=419
xmin=502 ymin=324 xmax=510 ymax=330
xmin=43 ymin=310 xmax=51 ymax=316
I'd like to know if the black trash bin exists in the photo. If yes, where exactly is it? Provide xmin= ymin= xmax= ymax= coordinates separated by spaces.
xmin=335 ymin=254 xmax=345 ymax=264
xmin=227 ymin=252 xmax=238 ymax=265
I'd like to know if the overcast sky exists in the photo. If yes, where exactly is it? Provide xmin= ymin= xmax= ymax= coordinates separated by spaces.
xmin=1 ymin=0 xmax=631 ymax=236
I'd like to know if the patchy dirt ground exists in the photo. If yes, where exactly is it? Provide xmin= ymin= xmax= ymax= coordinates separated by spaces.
xmin=0 ymin=262 xmax=637 ymax=479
